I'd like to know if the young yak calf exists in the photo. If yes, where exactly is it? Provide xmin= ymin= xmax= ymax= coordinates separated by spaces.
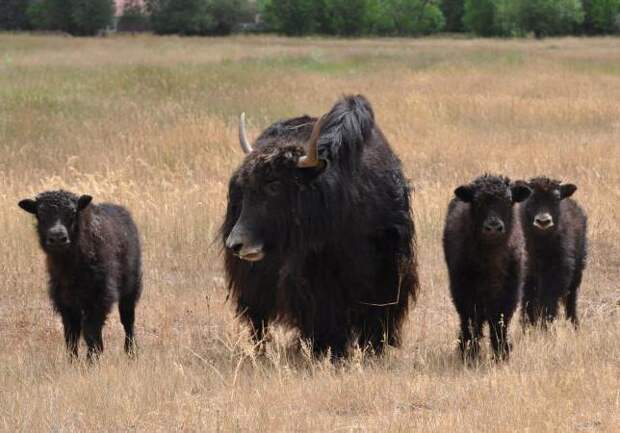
xmin=19 ymin=190 xmax=142 ymax=360
xmin=443 ymin=174 xmax=531 ymax=361
xmin=519 ymin=177 xmax=587 ymax=328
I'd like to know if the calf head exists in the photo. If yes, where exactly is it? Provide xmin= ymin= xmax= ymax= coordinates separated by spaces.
xmin=18 ymin=190 xmax=92 ymax=255
xmin=521 ymin=177 xmax=577 ymax=234
xmin=224 ymin=114 xmax=327 ymax=262
xmin=455 ymin=174 xmax=531 ymax=244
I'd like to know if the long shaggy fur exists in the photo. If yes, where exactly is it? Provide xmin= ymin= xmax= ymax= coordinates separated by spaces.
xmin=221 ymin=95 xmax=418 ymax=357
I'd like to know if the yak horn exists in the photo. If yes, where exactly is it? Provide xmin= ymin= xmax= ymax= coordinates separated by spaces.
xmin=298 ymin=115 xmax=325 ymax=168
xmin=239 ymin=112 xmax=253 ymax=154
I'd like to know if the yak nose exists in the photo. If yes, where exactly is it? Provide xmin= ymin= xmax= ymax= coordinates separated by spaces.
xmin=225 ymin=235 xmax=243 ymax=255
xmin=483 ymin=218 xmax=504 ymax=234
xmin=47 ymin=227 xmax=69 ymax=246
xmin=226 ymin=231 xmax=265 ymax=262
xmin=534 ymin=213 xmax=554 ymax=229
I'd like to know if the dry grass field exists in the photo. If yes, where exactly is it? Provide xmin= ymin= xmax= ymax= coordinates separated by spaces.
xmin=0 ymin=34 xmax=619 ymax=432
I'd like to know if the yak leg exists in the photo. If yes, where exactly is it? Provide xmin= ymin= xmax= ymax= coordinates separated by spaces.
xmin=83 ymin=310 xmax=106 ymax=361
xmin=564 ymin=269 xmax=582 ymax=329
xmin=458 ymin=313 xmax=483 ymax=362
xmin=489 ymin=313 xmax=512 ymax=361
xmin=60 ymin=307 xmax=82 ymax=359
xmin=119 ymin=294 xmax=138 ymax=357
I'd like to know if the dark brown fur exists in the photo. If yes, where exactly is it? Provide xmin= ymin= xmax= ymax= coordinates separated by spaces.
xmin=221 ymin=95 xmax=418 ymax=357
xmin=443 ymin=174 xmax=531 ymax=361
xmin=19 ymin=190 xmax=142 ymax=360
xmin=519 ymin=177 xmax=587 ymax=328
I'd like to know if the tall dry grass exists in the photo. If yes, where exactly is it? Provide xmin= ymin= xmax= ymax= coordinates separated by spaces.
xmin=0 ymin=34 xmax=618 ymax=432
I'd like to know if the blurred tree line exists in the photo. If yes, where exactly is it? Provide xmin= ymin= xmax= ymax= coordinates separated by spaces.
xmin=1 ymin=0 xmax=619 ymax=36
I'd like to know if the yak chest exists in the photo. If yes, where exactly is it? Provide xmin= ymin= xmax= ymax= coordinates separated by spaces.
xmin=50 ymin=265 xmax=106 ymax=309
xmin=470 ymin=256 xmax=510 ymax=299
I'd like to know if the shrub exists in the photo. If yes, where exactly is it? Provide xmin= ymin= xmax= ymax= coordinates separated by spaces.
xmin=441 ymin=0 xmax=465 ymax=31
xmin=463 ymin=0 xmax=497 ymax=35
xmin=518 ymin=0 xmax=584 ymax=37
xmin=377 ymin=0 xmax=446 ymax=35
xmin=118 ymin=0 xmax=150 ymax=32
xmin=588 ymin=0 xmax=620 ymax=33
xmin=262 ymin=0 xmax=319 ymax=35
xmin=0 ymin=0 xmax=31 ymax=30
xmin=71 ymin=0 xmax=115 ymax=35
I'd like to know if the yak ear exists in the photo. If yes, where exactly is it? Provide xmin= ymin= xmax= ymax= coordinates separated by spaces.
xmin=454 ymin=185 xmax=474 ymax=203
xmin=77 ymin=195 xmax=92 ymax=211
xmin=18 ymin=199 xmax=37 ymax=214
xmin=560 ymin=183 xmax=577 ymax=199
xmin=511 ymin=183 xmax=532 ymax=203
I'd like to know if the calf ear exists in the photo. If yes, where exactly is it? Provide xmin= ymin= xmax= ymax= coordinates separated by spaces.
xmin=560 ymin=183 xmax=577 ymax=199
xmin=18 ymin=199 xmax=37 ymax=214
xmin=511 ymin=183 xmax=532 ymax=203
xmin=454 ymin=185 xmax=474 ymax=203
xmin=77 ymin=195 xmax=93 ymax=211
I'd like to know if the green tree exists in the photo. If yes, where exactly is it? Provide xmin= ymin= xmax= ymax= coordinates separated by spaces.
xmin=463 ymin=0 xmax=497 ymax=35
xmin=263 ymin=0 xmax=318 ymax=35
xmin=150 ymin=0 xmax=249 ymax=35
xmin=0 ymin=0 xmax=31 ymax=29
xmin=588 ymin=0 xmax=620 ymax=32
xmin=323 ymin=0 xmax=374 ymax=35
xmin=441 ymin=0 xmax=465 ymax=31
xmin=493 ymin=0 xmax=522 ymax=35
xmin=152 ymin=0 xmax=213 ymax=35
xmin=27 ymin=0 xmax=53 ymax=29
xmin=517 ymin=0 xmax=584 ymax=36
xmin=71 ymin=0 xmax=115 ymax=35
xmin=208 ymin=0 xmax=249 ymax=34
xmin=27 ymin=0 xmax=114 ymax=34
xmin=118 ymin=0 xmax=150 ymax=32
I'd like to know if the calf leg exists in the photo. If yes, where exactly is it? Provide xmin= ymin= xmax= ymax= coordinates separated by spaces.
xmin=564 ymin=270 xmax=582 ymax=329
xmin=119 ymin=295 xmax=138 ymax=356
xmin=83 ymin=310 xmax=106 ymax=361
xmin=521 ymin=276 xmax=540 ymax=327
xmin=458 ymin=314 xmax=483 ymax=362
xmin=489 ymin=313 xmax=512 ymax=361
xmin=59 ymin=307 xmax=82 ymax=359
xmin=540 ymin=294 xmax=560 ymax=329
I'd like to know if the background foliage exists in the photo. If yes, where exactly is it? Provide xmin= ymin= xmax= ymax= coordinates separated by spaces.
xmin=2 ymin=0 xmax=619 ymax=36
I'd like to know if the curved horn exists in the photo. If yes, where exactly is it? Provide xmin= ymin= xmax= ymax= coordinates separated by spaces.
xmin=239 ymin=112 xmax=253 ymax=154
xmin=297 ymin=115 xmax=325 ymax=168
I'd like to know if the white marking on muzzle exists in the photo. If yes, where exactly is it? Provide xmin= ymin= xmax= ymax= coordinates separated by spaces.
xmin=533 ymin=213 xmax=554 ymax=230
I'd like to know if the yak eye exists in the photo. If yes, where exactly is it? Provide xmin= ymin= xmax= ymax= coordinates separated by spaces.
xmin=265 ymin=181 xmax=283 ymax=196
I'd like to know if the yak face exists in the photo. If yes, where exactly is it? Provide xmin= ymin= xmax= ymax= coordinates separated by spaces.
xmin=18 ymin=190 xmax=92 ymax=255
xmin=522 ymin=177 xmax=576 ymax=234
xmin=226 ymin=96 xmax=374 ymax=262
xmin=455 ymin=174 xmax=531 ymax=244
xmin=225 ymin=142 xmax=323 ymax=262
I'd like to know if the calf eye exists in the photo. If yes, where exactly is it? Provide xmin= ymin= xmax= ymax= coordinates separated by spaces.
xmin=265 ymin=181 xmax=283 ymax=196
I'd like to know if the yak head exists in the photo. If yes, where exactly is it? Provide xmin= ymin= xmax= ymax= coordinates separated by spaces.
xmin=223 ymin=113 xmax=328 ymax=262
xmin=455 ymin=174 xmax=531 ymax=244
xmin=521 ymin=177 xmax=577 ymax=235
xmin=18 ymin=190 xmax=92 ymax=255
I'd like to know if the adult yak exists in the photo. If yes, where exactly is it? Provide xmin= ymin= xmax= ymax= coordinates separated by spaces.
xmin=221 ymin=95 xmax=418 ymax=358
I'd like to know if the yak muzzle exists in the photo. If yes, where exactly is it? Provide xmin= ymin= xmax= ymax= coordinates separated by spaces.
xmin=226 ymin=231 xmax=265 ymax=262
xmin=482 ymin=218 xmax=505 ymax=235
xmin=533 ymin=213 xmax=554 ymax=230
xmin=46 ymin=224 xmax=70 ymax=249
